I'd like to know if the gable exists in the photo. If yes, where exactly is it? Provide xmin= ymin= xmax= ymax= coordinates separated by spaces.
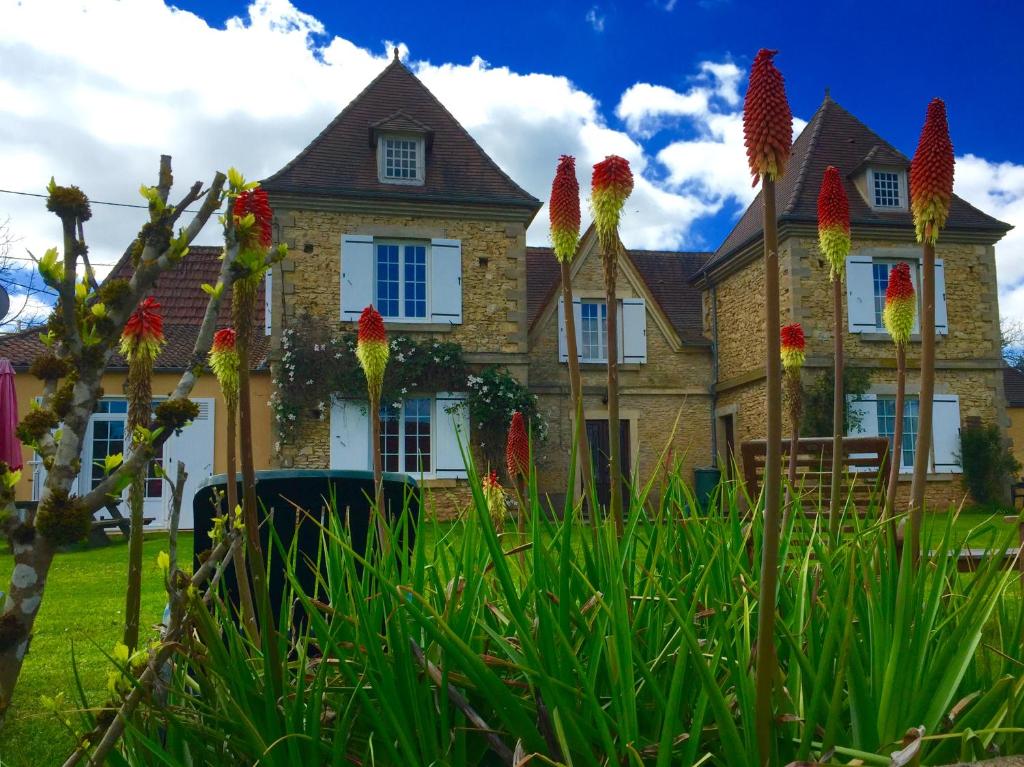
xmin=262 ymin=55 xmax=540 ymax=213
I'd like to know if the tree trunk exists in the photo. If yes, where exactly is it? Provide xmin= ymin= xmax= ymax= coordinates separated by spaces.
xmin=603 ymin=237 xmax=624 ymax=538
xmin=909 ymin=231 xmax=936 ymax=563
xmin=755 ymin=177 xmax=782 ymax=767
xmin=829 ymin=276 xmax=844 ymax=539
xmin=885 ymin=344 xmax=907 ymax=523
xmin=559 ymin=262 xmax=595 ymax=523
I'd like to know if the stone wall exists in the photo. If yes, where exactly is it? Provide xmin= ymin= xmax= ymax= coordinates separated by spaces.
xmin=528 ymin=248 xmax=714 ymax=501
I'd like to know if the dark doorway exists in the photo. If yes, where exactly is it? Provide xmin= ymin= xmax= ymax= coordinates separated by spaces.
xmin=720 ymin=414 xmax=736 ymax=478
xmin=586 ymin=419 xmax=631 ymax=511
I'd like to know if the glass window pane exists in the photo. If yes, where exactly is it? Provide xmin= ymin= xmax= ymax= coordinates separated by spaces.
xmin=403 ymin=245 xmax=427 ymax=318
xmin=379 ymin=404 xmax=400 ymax=473
xmin=376 ymin=244 xmax=400 ymax=317
xmin=403 ymin=398 xmax=431 ymax=473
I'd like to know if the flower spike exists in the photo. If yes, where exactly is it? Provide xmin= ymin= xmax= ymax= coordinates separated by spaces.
xmin=355 ymin=305 xmax=389 ymax=402
xmin=780 ymin=323 xmax=806 ymax=372
xmin=209 ymin=328 xmax=240 ymax=402
xmin=910 ymin=98 xmax=955 ymax=245
xmin=817 ymin=166 xmax=851 ymax=280
xmin=506 ymin=411 xmax=529 ymax=480
xmin=550 ymin=155 xmax=581 ymax=263
xmin=233 ymin=188 xmax=273 ymax=250
xmin=120 ymin=297 xmax=165 ymax=365
xmin=591 ymin=155 xmax=634 ymax=248
xmin=883 ymin=262 xmax=916 ymax=346
xmin=743 ymin=49 xmax=793 ymax=185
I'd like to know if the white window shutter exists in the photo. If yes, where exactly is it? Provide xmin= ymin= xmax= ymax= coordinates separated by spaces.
xmin=932 ymin=394 xmax=961 ymax=473
xmin=330 ymin=397 xmax=369 ymax=471
xmin=434 ymin=392 xmax=469 ymax=479
xmin=846 ymin=256 xmax=876 ymax=333
xmin=430 ymin=239 xmax=462 ymax=324
xmin=557 ymin=296 xmax=568 ymax=362
xmin=935 ymin=260 xmax=949 ymax=335
xmin=341 ymin=235 xmax=374 ymax=322
xmin=163 ymin=398 xmax=216 ymax=530
xmin=621 ymin=299 xmax=647 ymax=364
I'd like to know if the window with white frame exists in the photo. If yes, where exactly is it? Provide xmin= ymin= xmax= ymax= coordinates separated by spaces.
xmin=876 ymin=395 xmax=919 ymax=471
xmin=375 ymin=242 xmax=428 ymax=320
xmin=871 ymin=260 xmax=920 ymax=330
xmin=379 ymin=136 xmax=424 ymax=183
xmin=580 ymin=300 xmax=609 ymax=362
xmin=89 ymin=399 xmax=162 ymax=499
xmin=379 ymin=397 xmax=432 ymax=473
xmin=870 ymin=169 xmax=905 ymax=209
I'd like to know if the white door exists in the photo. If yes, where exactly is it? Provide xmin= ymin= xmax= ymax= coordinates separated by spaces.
xmin=163 ymin=398 xmax=215 ymax=530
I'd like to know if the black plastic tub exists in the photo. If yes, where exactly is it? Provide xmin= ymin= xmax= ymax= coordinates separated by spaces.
xmin=192 ymin=470 xmax=419 ymax=617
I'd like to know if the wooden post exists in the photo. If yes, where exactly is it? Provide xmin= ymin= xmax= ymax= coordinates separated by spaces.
xmin=604 ymin=237 xmax=624 ymax=538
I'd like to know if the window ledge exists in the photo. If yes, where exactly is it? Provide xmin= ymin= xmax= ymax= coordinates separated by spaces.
xmin=855 ymin=332 xmax=934 ymax=343
xmin=568 ymin=362 xmax=644 ymax=371
xmin=344 ymin=320 xmax=454 ymax=333
xmin=419 ymin=478 xmax=461 ymax=488
xmin=892 ymin=472 xmax=960 ymax=481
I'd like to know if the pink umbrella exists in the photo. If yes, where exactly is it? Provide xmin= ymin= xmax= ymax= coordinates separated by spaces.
xmin=0 ymin=359 xmax=22 ymax=470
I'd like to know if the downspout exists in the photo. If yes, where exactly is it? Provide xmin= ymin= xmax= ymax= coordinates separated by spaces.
xmin=710 ymin=283 xmax=719 ymax=466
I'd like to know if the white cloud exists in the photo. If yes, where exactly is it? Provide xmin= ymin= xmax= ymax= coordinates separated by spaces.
xmin=954 ymin=153 xmax=1024 ymax=320
xmin=0 ymin=0 xmax=1018 ymax=326
xmin=585 ymin=6 xmax=606 ymax=32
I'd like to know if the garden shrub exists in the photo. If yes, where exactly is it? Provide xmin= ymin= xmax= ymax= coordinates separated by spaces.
xmin=800 ymin=366 xmax=871 ymax=437
xmin=958 ymin=421 xmax=1019 ymax=505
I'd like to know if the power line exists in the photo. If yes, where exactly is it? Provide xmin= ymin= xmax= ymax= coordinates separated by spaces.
xmin=0 ymin=188 xmax=204 ymax=214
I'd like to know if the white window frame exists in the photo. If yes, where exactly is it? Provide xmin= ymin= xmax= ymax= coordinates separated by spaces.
xmin=374 ymin=240 xmax=431 ymax=323
xmin=876 ymin=394 xmax=919 ymax=473
xmin=85 ymin=398 xmax=163 ymax=500
xmin=868 ymin=168 xmax=907 ymax=210
xmin=378 ymin=397 xmax=434 ymax=475
xmin=870 ymin=259 xmax=921 ymax=333
xmin=378 ymin=134 xmax=425 ymax=185
xmin=580 ymin=300 xmax=609 ymax=363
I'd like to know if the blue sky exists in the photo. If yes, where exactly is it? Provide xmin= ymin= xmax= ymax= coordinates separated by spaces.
xmin=1 ymin=0 xmax=1022 ymax=324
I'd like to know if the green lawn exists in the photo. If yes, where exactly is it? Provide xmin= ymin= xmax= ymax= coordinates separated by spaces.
xmin=0 ymin=534 xmax=191 ymax=767
xmin=0 ymin=511 xmax=1017 ymax=766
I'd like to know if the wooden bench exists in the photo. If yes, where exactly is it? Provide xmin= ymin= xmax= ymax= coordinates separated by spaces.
xmin=740 ymin=436 xmax=891 ymax=512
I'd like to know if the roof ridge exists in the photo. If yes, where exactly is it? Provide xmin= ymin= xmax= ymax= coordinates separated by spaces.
xmin=263 ymin=57 xmax=404 ymax=186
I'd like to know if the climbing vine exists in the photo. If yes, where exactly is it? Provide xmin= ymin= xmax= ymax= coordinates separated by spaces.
xmin=272 ymin=316 xmax=545 ymax=457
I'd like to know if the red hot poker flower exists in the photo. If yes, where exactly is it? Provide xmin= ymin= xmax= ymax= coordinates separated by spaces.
xmin=506 ymin=411 xmax=529 ymax=479
xmin=120 ymin=297 xmax=165 ymax=364
xmin=233 ymin=188 xmax=273 ymax=249
xmin=212 ymin=327 xmax=236 ymax=353
xmin=743 ymin=49 xmax=793 ymax=185
xmin=883 ymin=262 xmax=917 ymax=346
xmin=910 ymin=98 xmax=955 ymax=244
xmin=817 ymin=166 xmax=851 ymax=280
xmin=355 ymin=305 xmax=389 ymax=401
xmin=550 ymin=155 xmax=581 ymax=263
xmin=780 ymin=322 xmax=806 ymax=372
xmin=591 ymin=155 xmax=634 ymax=247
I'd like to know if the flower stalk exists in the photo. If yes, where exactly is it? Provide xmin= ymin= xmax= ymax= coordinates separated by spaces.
xmin=744 ymin=47 xmax=792 ymax=767
xmin=883 ymin=263 xmax=916 ymax=523
xmin=908 ymin=98 xmax=954 ymax=563
xmin=356 ymin=305 xmax=390 ymax=551
xmin=591 ymin=155 xmax=633 ymax=538
xmin=781 ymin=322 xmax=806 ymax=510
xmin=817 ymin=165 xmax=851 ymax=539
xmin=209 ymin=327 xmax=257 ymax=637
xmin=549 ymin=155 xmax=596 ymax=522
xmin=120 ymin=297 xmax=164 ymax=651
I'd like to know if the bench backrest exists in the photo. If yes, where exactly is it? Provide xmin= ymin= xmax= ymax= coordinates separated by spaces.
xmin=740 ymin=436 xmax=891 ymax=511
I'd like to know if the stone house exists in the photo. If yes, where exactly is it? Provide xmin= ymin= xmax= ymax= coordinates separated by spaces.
xmin=261 ymin=55 xmax=1011 ymax=515
xmin=695 ymin=95 xmax=1012 ymax=509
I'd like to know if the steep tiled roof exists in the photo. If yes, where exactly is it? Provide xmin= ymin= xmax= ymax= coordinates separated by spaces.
xmin=527 ymin=246 xmax=710 ymax=343
xmin=0 ymin=246 xmax=268 ymax=371
xmin=262 ymin=55 xmax=540 ymax=211
xmin=705 ymin=96 xmax=1011 ymax=275
xmin=1004 ymin=367 xmax=1024 ymax=408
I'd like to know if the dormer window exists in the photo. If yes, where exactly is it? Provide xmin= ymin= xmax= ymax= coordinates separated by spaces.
xmin=379 ymin=135 xmax=424 ymax=184
xmin=869 ymin=168 xmax=906 ymax=209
